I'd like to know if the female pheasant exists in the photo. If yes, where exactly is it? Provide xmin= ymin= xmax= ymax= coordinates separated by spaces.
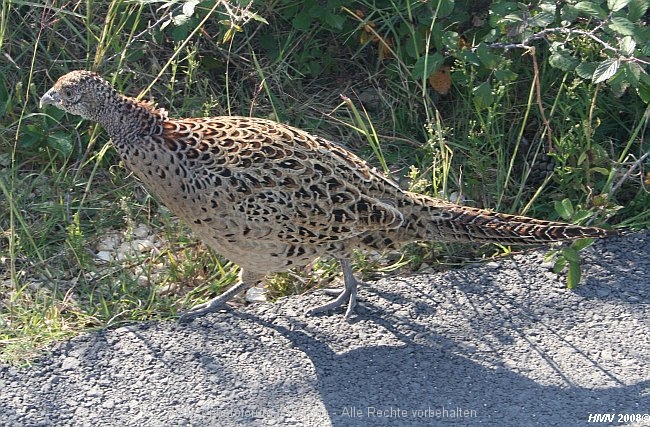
xmin=40 ymin=70 xmax=616 ymax=320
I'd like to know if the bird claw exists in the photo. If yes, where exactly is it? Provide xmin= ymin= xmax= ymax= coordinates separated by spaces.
xmin=305 ymin=259 xmax=361 ymax=320
xmin=305 ymin=284 xmax=358 ymax=320
xmin=178 ymin=295 xmax=231 ymax=323
xmin=178 ymin=280 xmax=251 ymax=323
xmin=322 ymin=287 xmax=346 ymax=297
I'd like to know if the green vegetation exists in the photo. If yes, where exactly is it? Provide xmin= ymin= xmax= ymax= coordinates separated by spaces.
xmin=1 ymin=0 xmax=648 ymax=364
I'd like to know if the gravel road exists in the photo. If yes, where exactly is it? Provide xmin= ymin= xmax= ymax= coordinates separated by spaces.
xmin=1 ymin=232 xmax=648 ymax=426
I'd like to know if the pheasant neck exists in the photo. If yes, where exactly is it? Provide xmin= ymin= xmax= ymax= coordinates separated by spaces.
xmin=99 ymin=94 xmax=165 ymax=141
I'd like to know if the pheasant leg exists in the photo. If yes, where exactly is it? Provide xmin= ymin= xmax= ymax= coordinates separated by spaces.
xmin=178 ymin=270 xmax=256 ymax=322
xmin=306 ymin=259 xmax=359 ymax=319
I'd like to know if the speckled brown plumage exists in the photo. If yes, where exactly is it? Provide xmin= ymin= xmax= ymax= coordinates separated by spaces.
xmin=40 ymin=70 xmax=617 ymax=320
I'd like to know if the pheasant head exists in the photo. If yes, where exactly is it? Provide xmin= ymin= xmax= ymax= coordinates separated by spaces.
xmin=40 ymin=70 xmax=118 ymax=121
xmin=40 ymin=70 xmax=167 ymax=138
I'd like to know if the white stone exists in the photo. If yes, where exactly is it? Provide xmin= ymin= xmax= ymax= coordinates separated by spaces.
xmin=96 ymin=233 xmax=121 ymax=251
xmin=246 ymin=286 xmax=267 ymax=303
xmin=133 ymin=224 xmax=152 ymax=239
xmin=95 ymin=251 xmax=113 ymax=262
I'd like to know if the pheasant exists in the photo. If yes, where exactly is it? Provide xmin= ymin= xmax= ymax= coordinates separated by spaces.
xmin=40 ymin=70 xmax=617 ymax=320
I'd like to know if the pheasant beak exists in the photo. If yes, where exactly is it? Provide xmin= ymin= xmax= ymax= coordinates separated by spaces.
xmin=39 ymin=89 xmax=60 ymax=109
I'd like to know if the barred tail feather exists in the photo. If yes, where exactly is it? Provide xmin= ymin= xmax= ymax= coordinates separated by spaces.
xmin=440 ymin=207 xmax=616 ymax=245
xmin=403 ymin=195 xmax=617 ymax=245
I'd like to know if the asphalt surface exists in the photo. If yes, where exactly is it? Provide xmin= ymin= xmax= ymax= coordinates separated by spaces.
xmin=1 ymin=232 xmax=648 ymax=426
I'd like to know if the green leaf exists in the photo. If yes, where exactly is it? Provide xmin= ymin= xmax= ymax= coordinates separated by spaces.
xmin=20 ymin=124 xmax=45 ymax=151
xmin=591 ymin=166 xmax=612 ymax=175
xmin=573 ymin=209 xmax=594 ymax=224
xmin=0 ymin=74 xmax=7 ymax=102
xmin=608 ymin=0 xmax=631 ymax=11
xmin=170 ymin=23 xmax=190 ymax=41
xmin=405 ymin=30 xmax=426 ymax=59
xmin=441 ymin=31 xmax=459 ymax=51
xmin=567 ymin=261 xmax=582 ymax=289
xmin=476 ymin=43 xmax=499 ymax=69
xmin=412 ymin=53 xmax=444 ymax=80
xmin=572 ymin=238 xmax=595 ymax=251
xmin=643 ymin=37 xmax=650 ymax=56
xmin=628 ymin=0 xmax=649 ymax=20
xmin=308 ymin=4 xmax=326 ymax=18
xmin=619 ymin=36 xmax=636 ymax=56
xmin=554 ymin=198 xmax=574 ymax=220
xmin=491 ymin=1 xmax=521 ymax=17
xmin=593 ymin=58 xmax=620 ymax=83
xmin=543 ymin=249 xmax=558 ymax=263
xmin=637 ymin=73 xmax=650 ymax=103
xmin=307 ymin=60 xmax=323 ymax=77
xmin=575 ymin=1 xmax=607 ymax=18
xmin=539 ymin=1 xmax=557 ymax=13
xmin=560 ymin=4 xmax=580 ymax=25
xmin=549 ymin=51 xmax=579 ymax=71
xmin=47 ymin=132 xmax=74 ymax=158
xmin=576 ymin=62 xmax=597 ymax=79
xmin=245 ymin=11 xmax=269 ymax=25
xmin=501 ymin=13 xmax=524 ymax=24
xmin=292 ymin=13 xmax=311 ymax=30
xmin=431 ymin=0 xmax=455 ymax=18
xmin=325 ymin=13 xmax=345 ymax=30
xmin=623 ymin=62 xmax=643 ymax=86
xmin=553 ymin=256 xmax=567 ymax=273
xmin=472 ymin=81 xmax=493 ymax=109
xmin=609 ymin=72 xmax=631 ymax=97
xmin=498 ymin=11 xmax=527 ymax=37
xmin=562 ymin=247 xmax=581 ymax=263
xmin=529 ymin=11 xmax=555 ymax=28
xmin=458 ymin=50 xmax=481 ymax=67
xmin=494 ymin=69 xmax=518 ymax=83
xmin=608 ymin=17 xmax=636 ymax=36
xmin=637 ymin=85 xmax=650 ymax=103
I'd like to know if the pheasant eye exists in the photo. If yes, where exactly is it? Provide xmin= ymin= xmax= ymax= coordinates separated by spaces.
xmin=64 ymin=89 xmax=73 ymax=98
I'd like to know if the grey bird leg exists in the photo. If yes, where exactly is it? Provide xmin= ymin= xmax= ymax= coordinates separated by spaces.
xmin=306 ymin=259 xmax=359 ymax=319
xmin=178 ymin=270 xmax=255 ymax=322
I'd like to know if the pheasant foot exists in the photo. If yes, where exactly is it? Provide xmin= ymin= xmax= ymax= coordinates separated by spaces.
xmin=178 ymin=272 xmax=255 ymax=322
xmin=306 ymin=259 xmax=359 ymax=320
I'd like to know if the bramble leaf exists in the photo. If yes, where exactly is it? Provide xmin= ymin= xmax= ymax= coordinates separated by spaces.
xmin=593 ymin=58 xmax=620 ymax=83
xmin=608 ymin=17 xmax=636 ymax=36
xmin=623 ymin=62 xmax=643 ymax=87
xmin=550 ymin=50 xmax=578 ymax=71
xmin=627 ymin=0 xmax=649 ymax=20
xmin=529 ymin=11 xmax=555 ymax=28
xmin=619 ymin=36 xmax=636 ymax=56
xmin=576 ymin=62 xmax=597 ymax=79
xmin=575 ymin=1 xmax=607 ymax=18
xmin=637 ymin=73 xmax=650 ymax=102
xmin=608 ymin=0 xmax=631 ymax=12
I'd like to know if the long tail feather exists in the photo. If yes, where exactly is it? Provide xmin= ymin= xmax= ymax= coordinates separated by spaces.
xmin=402 ymin=194 xmax=617 ymax=245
